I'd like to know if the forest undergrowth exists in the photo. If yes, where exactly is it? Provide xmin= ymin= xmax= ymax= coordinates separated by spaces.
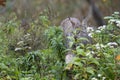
xmin=0 ymin=12 xmax=120 ymax=80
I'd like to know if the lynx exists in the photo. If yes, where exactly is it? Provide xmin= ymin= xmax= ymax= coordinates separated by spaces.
xmin=60 ymin=17 xmax=92 ymax=64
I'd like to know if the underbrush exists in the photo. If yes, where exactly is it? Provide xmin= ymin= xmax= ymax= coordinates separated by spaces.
xmin=0 ymin=12 xmax=120 ymax=80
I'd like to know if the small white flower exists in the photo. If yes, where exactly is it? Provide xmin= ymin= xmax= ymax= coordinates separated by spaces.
xmin=91 ymin=51 xmax=95 ymax=54
xmin=109 ymin=19 xmax=116 ymax=24
xmin=98 ymin=25 xmax=106 ymax=30
xmin=26 ymin=33 xmax=30 ymax=36
xmin=110 ymin=19 xmax=116 ymax=22
xmin=24 ymin=33 xmax=30 ymax=38
xmin=102 ymin=77 xmax=106 ymax=80
xmin=102 ymin=25 xmax=106 ymax=28
xmin=116 ymin=20 xmax=120 ymax=24
xmin=107 ymin=42 xmax=118 ymax=48
xmin=17 ymin=41 xmax=24 ymax=45
xmin=114 ymin=12 xmax=119 ymax=14
xmin=88 ymin=33 xmax=93 ymax=37
xmin=95 ymin=43 xmax=100 ymax=50
xmin=98 ymin=74 xmax=102 ymax=77
xmin=95 ymin=30 xmax=101 ymax=33
xmin=15 ymin=48 xmax=22 ymax=51
xmin=116 ymin=23 xmax=120 ymax=27
xmin=86 ymin=52 xmax=91 ymax=56
xmin=110 ymin=46 xmax=114 ymax=48
xmin=87 ymin=51 xmax=95 ymax=55
xmin=98 ymin=26 xmax=102 ymax=30
xmin=95 ymin=43 xmax=107 ymax=49
xmin=91 ymin=77 xmax=98 ymax=80
xmin=116 ymin=20 xmax=120 ymax=28
xmin=25 ymin=46 xmax=32 ymax=49
xmin=28 ymin=47 xmax=31 ymax=49
xmin=95 ymin=57 xmax=100 ymax=59
xmin=100 ymin=44 xmax=107 ymax=48
xmin=87 ymin=27 xmax=94 ymax=32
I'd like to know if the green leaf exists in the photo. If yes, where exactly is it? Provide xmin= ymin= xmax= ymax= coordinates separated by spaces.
xmin=20 ymin=77 xmax=33 ymax=80
xmin=0 ymin=63 xmax=9 ymax=70
xmin=86 ymin=67 xmax=95 ymax=75
xmin=73 ymin=62 xmax=83 ymax=67
xmin=76 ymin=48 xmax=85 ymax=56
xmin=89 ymin=58 xmax=100 ymax=65
xmin=74 ymin=73 xmax=81 ymax=79
xmin=72 ymin=57 xmax=83 ymax=67
xmin=69 ymin=41 xmax=74 ymax=48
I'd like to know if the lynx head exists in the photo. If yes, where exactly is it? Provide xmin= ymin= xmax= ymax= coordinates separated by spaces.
xmin=60 ymin=17 xmax=88 ymax=36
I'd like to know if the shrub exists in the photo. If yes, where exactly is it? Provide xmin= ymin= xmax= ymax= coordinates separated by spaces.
xmin=0 ymin=12 xmax=120 ymax=80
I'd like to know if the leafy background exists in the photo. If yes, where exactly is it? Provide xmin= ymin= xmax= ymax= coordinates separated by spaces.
xmin=0 ymin=0 xmax=120 ymax=80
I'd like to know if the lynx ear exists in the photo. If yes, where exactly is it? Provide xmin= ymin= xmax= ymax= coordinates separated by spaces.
xmin=60 ymin=17 xmax=81 ymax=29
xmin=81 ymin=6 xmax=92 ymax=30
xmin=60 ymin=17 xmax=81 ymax=34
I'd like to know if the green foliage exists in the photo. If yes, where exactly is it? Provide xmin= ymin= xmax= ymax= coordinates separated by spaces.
xmin=0 ymin=12 xmax=120 ymax=80
xmin=45 ymin=26 xmax=65 ymax=61
xmin=64 ymin=12 xmax=120 ymax=79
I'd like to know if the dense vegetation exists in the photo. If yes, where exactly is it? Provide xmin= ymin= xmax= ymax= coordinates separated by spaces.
xmin=0 ymin=10 xmax=120 ymax=80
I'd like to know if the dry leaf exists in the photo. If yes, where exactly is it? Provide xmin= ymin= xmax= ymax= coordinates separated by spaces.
xmin=0 ymin=0 xmax=6 ymax=6
xmin=65 ymin=63 xmax=73 ymax=70
xmin=116 ymin=54 xmax=120 ymax=61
